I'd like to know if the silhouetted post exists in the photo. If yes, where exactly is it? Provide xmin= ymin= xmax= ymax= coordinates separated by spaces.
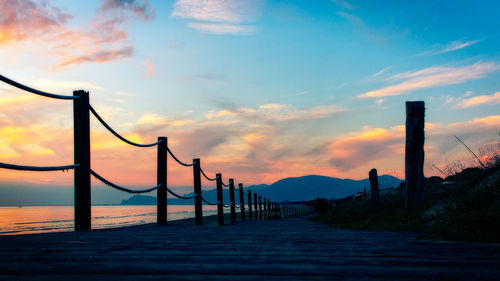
xmin=216 ymin=173 xmax=223 ymax=226
xmin=253 ymin=193 xmax=258 ymax=220
xmin=369 ymin=169 xmax=379 ymax=203
xmin=248 ymin=190 xmax=253 ymax=219
xmin=229 ymin=179 xmax=236 ymax=223
xmin=263 ymin=197 xmax=267 ymax=220
xmin=363 ymin=188 xmax=367 ymax=200
xmin=73 ymin=90 xmax=91 ymax=231
xmin=267 ymin=201 xmax=271 ymax=219
xmin=258 ymin=196 xmax=262 ymax=220
xmin=157 ymin=137 xmax=167 ymax=225
xmin=193 ymin=158 xmax=202 ymax=225
xmin=239 ymin=184 xmax=245 ymax=220
xmin=405 ymin=101 xmax=425 ymax=210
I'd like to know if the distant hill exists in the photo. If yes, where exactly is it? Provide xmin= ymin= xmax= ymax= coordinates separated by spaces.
xmin=121 ymin=195 xmax=156 ymax=205
xmin=120 ymin=174 xmax=402 ymax=205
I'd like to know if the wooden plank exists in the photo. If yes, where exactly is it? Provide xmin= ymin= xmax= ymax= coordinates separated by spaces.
xmin=1 ymin=217 xmax=499 ymax=280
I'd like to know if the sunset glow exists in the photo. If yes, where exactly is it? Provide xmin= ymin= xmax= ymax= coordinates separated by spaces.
xmin=1 ymin=0 xmax=499 ymax=192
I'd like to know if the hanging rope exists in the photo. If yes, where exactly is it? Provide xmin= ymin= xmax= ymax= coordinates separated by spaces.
xmin=0 ymin=74 xmax=78 ymax=100
xmin=0 ymin=162 xmax=79 ymax=171
xmin=167 ymin=147 xmax=196 ymax=167
xmin=201 ymin=196 xmax=218 ymax=206
xmin=200 ymin=168 xmax=217 ymax=181
xmin=89 ymin=105 xmax=162 ymax=147
xmin=90 ymin=169 xmax=160 ymax=193
xmin=166 ymin=187 xmax=197 ymax=200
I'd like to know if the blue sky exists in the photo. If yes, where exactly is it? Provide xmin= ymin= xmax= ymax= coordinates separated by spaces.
xmin=0 ymin=0 xmax=499 ymax=188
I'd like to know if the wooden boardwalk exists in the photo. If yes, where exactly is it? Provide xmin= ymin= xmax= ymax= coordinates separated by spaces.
xmin=1 ymin=216 xmax=500 ymax=280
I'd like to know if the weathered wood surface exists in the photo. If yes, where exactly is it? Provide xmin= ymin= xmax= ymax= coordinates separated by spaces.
xmin=1 ymin=216 xmax=500 ymax=280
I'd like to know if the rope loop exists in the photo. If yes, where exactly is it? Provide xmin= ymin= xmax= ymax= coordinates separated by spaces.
xmin=167 ymin=147 xmax=196 ymax=167
xmin=90 ymin=169 xmax=160 ymax=193
xmin=89 ymin=105 xmax=162 ymax=147
xmin=166 ymin=187 xmax=197 ymax=200
xmin=201 ymin=196 xmax=217 ymax=206
xmin=0 ymin=74 xmax=78 ymax=100
xmin=200 ymin=168 xmax=217 ymax=181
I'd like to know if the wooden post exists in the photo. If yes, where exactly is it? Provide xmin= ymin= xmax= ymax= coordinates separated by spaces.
xmin=267 ymin=201 xmax=271 ymax=220
xmin=253 ymin=193 xmax=258 ymax=220
xmin=258 ymin=196 xmax=262 ymax=220
xmin=369 ymin=168 xmax=379 ymax=203
xmin=229 ymin=179 xmax=236 ymax=223
xmin=239 ymin=184 xmax=245 ymax=220
xmin=216 ymin=173 xmax=223 ymax=226
xmin=73 ymin=90 xmax=91 ymax=231
xmin=193 ymin=158 xmax=202 ymax=225
xmin=263 ymin=197 xmax=267 ymax=220
xmin=157 ymin=137 xmax=167 ymax=225
xmin=248 ymin=190 xmax=253 ymax=219
xmin=405 ymin=101 xmax=425 ymax=209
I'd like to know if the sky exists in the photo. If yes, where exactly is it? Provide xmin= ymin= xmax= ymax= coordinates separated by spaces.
xmin=0 ymin=0 xmax=499 ymax=194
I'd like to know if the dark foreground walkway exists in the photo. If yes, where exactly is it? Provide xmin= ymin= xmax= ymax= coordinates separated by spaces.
xmin=1 ymin=217 xmax=500 ymax=280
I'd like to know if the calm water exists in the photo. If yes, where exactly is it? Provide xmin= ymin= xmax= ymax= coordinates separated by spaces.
xmin=0 ymin=205 xmax=224 ymax=235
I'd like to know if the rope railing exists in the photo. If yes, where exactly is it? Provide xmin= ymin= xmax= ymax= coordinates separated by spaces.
xmin=0 ymin=162 xmax=80 ymax=172
xmin=200 ymin=168 xmax=218 ymax=181
xmin=167 ymin=147 xmax=196 ymax=167
xmin=0 ymin=74 xmax=78 ymax=100
xmin=0 ymin=74 xmax=296 ymax=230
xmin=201 ymin=196 xmax=218 ymax=206
xmin=89 ymin=105 xmax=162 ymax=148
xmin=166 ymin=187 xmax=197 ymax=200
xmin=90 ymin=169 xmax=161 ymax=194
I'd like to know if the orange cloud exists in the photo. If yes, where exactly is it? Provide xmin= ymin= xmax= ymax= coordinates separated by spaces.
xmin=327 ymin=126 xmax=404 ymax=172
xmin=455 ymin=92 xmax=500 ymax=108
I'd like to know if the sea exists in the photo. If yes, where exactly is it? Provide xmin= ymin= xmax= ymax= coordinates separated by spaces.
xmin=0 ymin=205 xmax=229 ymax=235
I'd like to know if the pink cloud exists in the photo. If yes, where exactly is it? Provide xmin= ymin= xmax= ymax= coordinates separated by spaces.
xmin=0 ymin=0 xmax=70 ymax=43
xmin=144 ymin=61 xmax=155 ymax=76
xmin=1 ymin=0 xmax=154 ymax=68
xmin=56 ymin=46 xmax=133 ymax=68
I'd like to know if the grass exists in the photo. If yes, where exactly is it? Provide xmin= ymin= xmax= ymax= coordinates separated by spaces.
xmin=310 ymin=155 xmax=500 ymax=243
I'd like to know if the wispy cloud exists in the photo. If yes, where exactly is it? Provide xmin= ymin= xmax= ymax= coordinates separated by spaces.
xmin=364 ymin=66 xmax=392 ymax=81
xmin=418 ymin=39 xmax=481 ymax=56
xmin=171 ymin=0 xmax=261 ymax=35
xmin=187 ymin=23 xmax=255 ymax=35
xmin=332 ymin=0 xmax=354 ymax=10
xmin=336 ymin=11 xmax=362 ymax=25
xmin=205 ymin=103 xmax=346 ymax=122
xmin=359 ymin=62 xmax=500 ymax=98
xmin=455 ymin=92 xmax=500 ymax=108
xmin=100 ymin=0 xmax=155 ymax=21
xmin=56 ymin=46 xmax=133 ymax=68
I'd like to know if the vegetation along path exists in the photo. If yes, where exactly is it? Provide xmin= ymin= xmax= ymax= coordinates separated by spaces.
xmin=1 ymin=216 xmax=500 ymax=280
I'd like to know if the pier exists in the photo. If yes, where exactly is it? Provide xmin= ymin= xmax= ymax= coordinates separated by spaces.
xmin=1 ymin=215 xmax=500 ymax=280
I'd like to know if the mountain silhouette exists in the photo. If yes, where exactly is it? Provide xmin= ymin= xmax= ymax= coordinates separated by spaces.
xmin=121 ymin=174 xmax=402 ymax=205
